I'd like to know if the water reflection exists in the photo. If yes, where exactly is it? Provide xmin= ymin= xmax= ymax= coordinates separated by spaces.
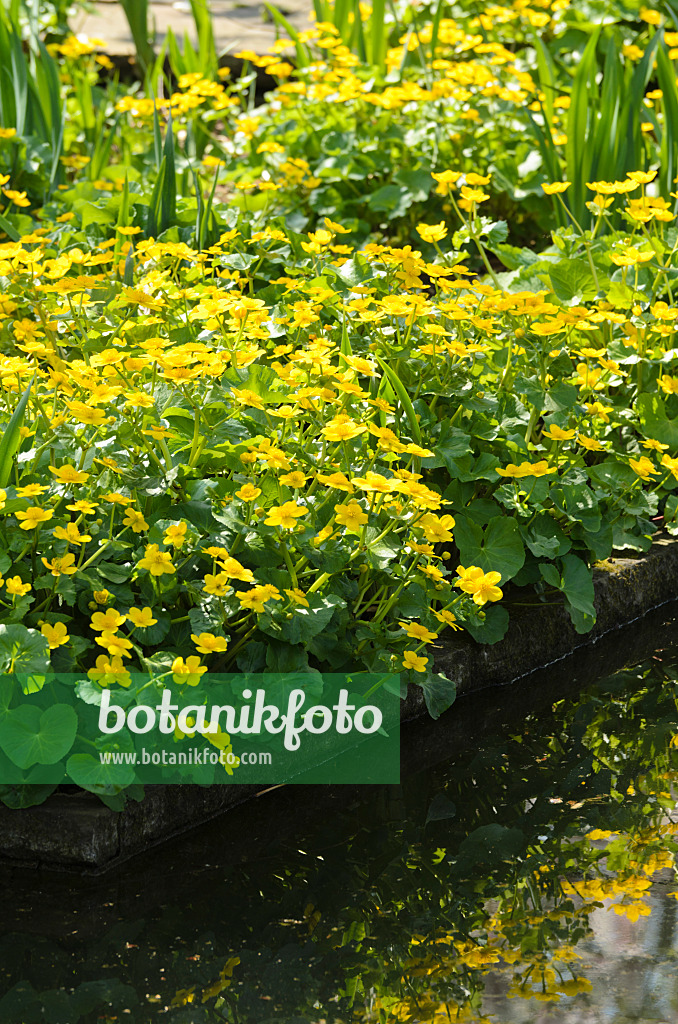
xmin=3 ymin=620 xmax=678 ymax=1022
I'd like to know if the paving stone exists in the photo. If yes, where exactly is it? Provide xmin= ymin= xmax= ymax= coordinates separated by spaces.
xmin=73 ymin=0 xmax=313 ymax=57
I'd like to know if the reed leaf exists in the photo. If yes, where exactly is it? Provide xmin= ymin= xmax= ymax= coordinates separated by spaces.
xmin=0 ymin=376 xmax=33 ymax=489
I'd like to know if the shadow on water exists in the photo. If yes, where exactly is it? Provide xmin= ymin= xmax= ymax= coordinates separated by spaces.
xmin=2 ymin=601 xmax=678 ymax=1022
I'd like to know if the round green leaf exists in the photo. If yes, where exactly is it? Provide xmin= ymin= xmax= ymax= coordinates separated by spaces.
xmin=0 ymin=624 xmax=50 ymax=677
xmin=66 ymin=752 xmax=136 ymax=792
xmin=0 ymin=703 xmax=77 ymax=769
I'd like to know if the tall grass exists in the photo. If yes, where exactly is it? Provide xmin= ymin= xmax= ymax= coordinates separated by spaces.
xmin=529 ymin=28 xmax=670 ymax=227
xmin=0 ymin=7 xmax=64 ymax=197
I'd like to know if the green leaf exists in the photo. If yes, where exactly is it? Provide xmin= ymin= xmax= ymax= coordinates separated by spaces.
xmin=0 ymin=703 xmax=77 ymax=769
xmin=374 ymin=356 xmax=422 ymax=445
xmin=636 ymin=393 xmax=678 ymax=447
xmin=417 ymin=671 xmax=456 ymax=720
xmin=277 ymin=594 xmax=345 ymax=645
xmin=541 ymin=553 xmax=596 ymax=634
xmin=453 ymin=516 xmax=525 ymax=582
xmin=0 ymin=624 xmax=50 ymax=677
xmin=0 ymin=375 xmax=33 ymax=488
xmin=523 ymin=515 xmax=571 ymax=558
xmin=458 ymin=823 xmax=525 ymax=863
xmin=66 ymin=751 xmax=136 ymax=792
xmin=462 ymin=604 xmax=509 ymax=645
xmin=426 ymin=792 xmax=457 ymax=823
xmin=548 ymin=260 xmax=600 ymax=302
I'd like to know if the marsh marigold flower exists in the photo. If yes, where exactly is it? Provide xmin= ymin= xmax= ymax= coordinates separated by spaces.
xmin=265 ymin=502 xmax=309 ymax=529
xmin=127 ymin=607 xmax=158 ymax=628
xmin=403 ymin=650 xmax=428 ymax=673
xmin=399 ymin=621 xmax=439 ymax=643
xmin=334 ymin=501 xmax=368 ymax=531
xmin=5 ymin=576 xmax=30 ymax=596
xmin=41 ymin=553 xmax=78 ymax=577
xmin=191 ymin=632 xmax=229 ymax=654
xmin=629 ymin=456 xmax=659 ymax=481
xmin=138 ymin=543 xmax=176 ymax=576
xmin=15 ymin=506 xmax=53 ymax=530
xmin=40 ymin=621 xmax=69 ymax=649
xmin=455 ymin=566 xmax=503 ymax=606
xmin=542 ymin=181 xmax=571 ymax=194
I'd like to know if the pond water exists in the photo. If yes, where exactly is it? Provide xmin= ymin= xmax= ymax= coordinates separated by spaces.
xmin=3 ymin=605 xmax=678 ymax=1024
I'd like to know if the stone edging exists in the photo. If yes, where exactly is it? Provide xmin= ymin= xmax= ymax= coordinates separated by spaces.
xmin=402 ymin=533 xmax=678 ymax=720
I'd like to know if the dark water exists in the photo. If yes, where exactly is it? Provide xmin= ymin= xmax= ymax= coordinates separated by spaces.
xmin=3 ymin=605 xmax=678 ymax=1024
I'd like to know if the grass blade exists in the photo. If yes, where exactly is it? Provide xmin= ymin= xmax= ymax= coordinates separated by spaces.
xmin=0 ymin=376 xmax=33 ymax=488
xmin=373 ymin=355 xmax=421 ymax=443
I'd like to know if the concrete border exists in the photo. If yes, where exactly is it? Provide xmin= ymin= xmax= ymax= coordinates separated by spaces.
xmin=2 ymin=536 xmax=678 ymax=870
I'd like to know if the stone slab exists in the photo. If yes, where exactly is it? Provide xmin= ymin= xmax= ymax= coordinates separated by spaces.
xmin=73 ymin=0 xmax=312 ymax=58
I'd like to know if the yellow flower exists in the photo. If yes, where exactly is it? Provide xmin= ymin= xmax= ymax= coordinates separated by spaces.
xmin=5 ymin=576 xmax=30 ymax=596
xmin=164 ymin=522 xmax=187 ymax=548
xmin=418 ymin=513 xmax=455 ymax=543
xmin=543 ymin=424 xmax=576 ymax=441
xmin=416 ymin=221 xmax=448 ymax=243
xmin=629 ymin=456 xmax=659 ymax=481
xmin=41 ymin=553 xmax=78 ymax=577
xmin=2 ymin=188 xmax=30 ymax=207
xmin=316 ymin=471 xmax=354 ymax=493
xmin=496 ymin=460 xmax=555 ymax=478
xmin=432 ymin=170 xmax=462 ymax=196
xmin=455 ymin=565 xmax=503 ymax=606
xmin=460 ymin=185 xmax=489 ymax=204
xmin=578 ymin=434 xmax=605 ymax=451
xmin=15 ymin=506 xmax=53 ymax=530
xmin=138 ymin=543 xmax=176 ymax=576
xmin=609 ymin=246 xmax=654 ymax=267
xmin=235 ymin=483 xmax=262 ymax=501
xmin=398 ymin=621 xmax=439 ymax=643
xmin=93 ymin=590 xmax=111 ymax=605
xmin=432 ymin=608 xmax=462 ymax=631
xmin=217 ymin=557 xmax=256 ymax=582
xmin=402 ymin=650 xmax=428 ymax=673
xmin=123 ymin=508 xmax=149 ymax=533
xmin=48 ymin=464 xmax=90 ymax=485
xmin=659 ymin=374 xmax=678 ymax=395
xmin=204 ymin=573 xmax=231 ymax=597
xmin=285 ymin=587 xmax=309 ymax=607
xmin=334 ymin=500 xmax=368 ymax=531
xmin=53 ymin=522 xmax=91 ymax=545
xmin=95 ymin=630 xmax=134 ymax=658
xmin=87 ymin=654 xmax=132 ymax=688
xmin=66 ymin=401 xmax=107 ymax=425
xmin=238 ymin=584 xmax=281 ymax=613
xmin=90 ymin=608 xmax=127 ymax=632
xmin=191 ymin=632 xmax=229 ymax=654
xmin=659 ymin=454 xmax=678 ymax=482
xmin=16 ymin=484 xmax=48 ymax=497
xmin=541 ymin=181 xmax=571 ymax=194
xmin=265 ymin=501 xmax=309 ymax=529
xmin=321 ymin=415 xmax=367 ymax=442
xmin=352 ymin=471 xmax=395 ymax=494
xmin=172 ymin=655 xmax=207 ymax=686
xmin=40 ymin=621 xmax=69 ymax=649
xmin=279 ymin=471 xmax=306 ymax=488
xmin=67 ymin=500 xmax=99 ymax=514
xmin=642 ymin=438 xmax=670 ymax=451
xmin=127 ymin=607 xmax=158 ymax=628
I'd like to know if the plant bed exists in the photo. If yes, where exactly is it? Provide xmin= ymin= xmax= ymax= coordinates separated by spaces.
xmin=1 ymin=1 xmax=678 ymax=823
xmin=2 ymin=538 xmax=678 ymax=871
